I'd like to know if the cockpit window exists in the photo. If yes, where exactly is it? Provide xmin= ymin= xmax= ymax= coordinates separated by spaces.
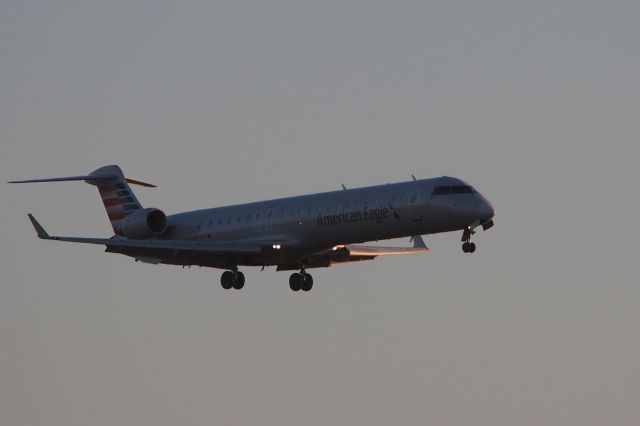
xmin=452 ymin=185 xmax=474 ymax=194
xmin=432 ymin=186 xmax=452 ymax=195
xmin=432 ymin=185 xmax=475 ymax=196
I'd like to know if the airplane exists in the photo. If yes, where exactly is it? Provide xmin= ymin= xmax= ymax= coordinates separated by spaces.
xmin=9 ymin=165 xmax=495 ymax=292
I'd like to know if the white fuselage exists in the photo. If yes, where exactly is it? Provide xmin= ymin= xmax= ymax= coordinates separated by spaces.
xmin=158 ymin=176 xmax=493 ymax=266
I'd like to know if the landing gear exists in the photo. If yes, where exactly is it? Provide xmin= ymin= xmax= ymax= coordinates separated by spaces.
xmin=289 ymin=270 xmax=313 ymax=292
xmin=462 ymin=241 xmax=476 ymax=253
xmin=233 ymin=271 xmax=245 ymax=289
xmin=461 ymin=226 xmax=477 ymax=254
xmin=220 ymin=270 xmax=245 ymax=289
xmin=301 ymin=273 xmax=313 ymax=291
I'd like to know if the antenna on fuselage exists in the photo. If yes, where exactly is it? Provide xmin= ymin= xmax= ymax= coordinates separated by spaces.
xmin=411 ymin=174 xmax=417 ymax=181
xmin=341 ymin=184 xmax=347 ymax=190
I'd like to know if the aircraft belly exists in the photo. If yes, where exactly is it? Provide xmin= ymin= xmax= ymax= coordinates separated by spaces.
xmin=106 ymin=243 xmax=308 ymax=269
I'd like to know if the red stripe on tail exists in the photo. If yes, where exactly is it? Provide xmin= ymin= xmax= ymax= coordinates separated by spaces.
xmin=108 ymin=211 xmax=127 ymax=221
xmin=103 ymin=198 xmax=122 ymax=207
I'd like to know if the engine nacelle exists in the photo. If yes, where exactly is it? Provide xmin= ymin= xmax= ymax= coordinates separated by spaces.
xmin=119 ymin=208 xmax=167 ymax=239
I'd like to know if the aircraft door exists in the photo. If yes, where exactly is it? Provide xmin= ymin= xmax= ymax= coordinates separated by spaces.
xmin=408 ymin=189 xmax=423 ymax=221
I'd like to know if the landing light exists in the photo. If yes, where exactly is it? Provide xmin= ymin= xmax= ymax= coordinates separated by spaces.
xmin=272 ymin=244 xmax=282 ymax=250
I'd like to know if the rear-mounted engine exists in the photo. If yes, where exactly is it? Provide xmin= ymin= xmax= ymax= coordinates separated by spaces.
xmin=119 ymin=208 xmax=167 ymax=239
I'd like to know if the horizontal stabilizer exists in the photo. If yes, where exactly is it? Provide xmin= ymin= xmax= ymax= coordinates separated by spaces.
xmin=125 ymin=177 xmax=156 ymax=188
xmin=8 ymin=175 xmax=115 ymax=184
xmin=9 ymin=175 xmax=155 ymax=187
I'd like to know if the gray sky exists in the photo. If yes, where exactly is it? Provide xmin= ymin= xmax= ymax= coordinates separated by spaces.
xmin=1 ymin=1 xmax=639 ymax=425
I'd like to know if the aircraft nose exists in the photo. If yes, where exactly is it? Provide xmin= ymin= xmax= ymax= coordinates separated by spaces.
xmin=477 ymin=200 xmax=495 ymax=222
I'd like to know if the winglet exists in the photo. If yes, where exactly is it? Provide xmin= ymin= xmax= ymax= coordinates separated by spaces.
xmin=27 ymin=214 xmax=50 ymax=239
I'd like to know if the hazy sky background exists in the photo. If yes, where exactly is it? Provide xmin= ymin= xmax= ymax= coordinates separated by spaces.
xmin=1 ymin=1 xmax=639 ymax=425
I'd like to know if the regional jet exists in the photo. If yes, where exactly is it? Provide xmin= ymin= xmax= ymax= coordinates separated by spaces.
xmin=10 ymin=165 xmax=495 ymax=291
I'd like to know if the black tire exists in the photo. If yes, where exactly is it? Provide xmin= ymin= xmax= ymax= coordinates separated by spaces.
xmin=289 ymin=273 xmax=302 ymax=291
xmin=301 ymin=273 xmax=313 ymax=292
xmin=468 ymin=242 xmax=476 ymax=253
xmin=221 ymin=271 xmax=234 ymax=289
xmin=233 ymin=272 xmax=245 ymax=289
xmin=462 ymin=242 xmax=470 ymax=253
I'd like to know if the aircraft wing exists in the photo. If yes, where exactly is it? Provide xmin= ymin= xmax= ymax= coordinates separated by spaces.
xmin=28 ymin=214 xmax=428 ymax=268
xmin=276 ymin=235 xmax=428 ymax=271
xmin=27 ymin=214 xmax=262 ymax=254
xmin=343 ymin=235 xmax=428 ymax=256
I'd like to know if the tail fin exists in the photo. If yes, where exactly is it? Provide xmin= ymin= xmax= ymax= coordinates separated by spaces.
xmin=9 ymin=164 xmax=156 ymax=233
xmin=89 ymin=165 xmax=145 ymax=232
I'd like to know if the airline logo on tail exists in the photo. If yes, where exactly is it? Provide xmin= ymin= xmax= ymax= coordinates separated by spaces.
xmin=98 ymin=183 xmax=141 ymax=225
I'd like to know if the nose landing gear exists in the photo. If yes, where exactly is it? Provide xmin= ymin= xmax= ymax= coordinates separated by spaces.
xmin=461 ymin=225 xmax=477 ymax=253
xmin=462 ymin=241 xmax=476 ymax=253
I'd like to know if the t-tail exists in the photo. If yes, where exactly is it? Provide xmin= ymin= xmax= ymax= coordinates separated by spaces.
xmin=8 ymin=165 xmax=158 ymax=234
xmin=91 ymin=165 xmax=150 ymax=232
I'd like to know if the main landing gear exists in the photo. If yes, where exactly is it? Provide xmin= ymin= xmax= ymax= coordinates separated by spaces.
xmin=461 ymin=225 xmax=477 ymax=253
xmin=220 ymin=270 xmax=245 ymax=290
xmin=219 ymin=269 xmax=315 ymax=292
xmin=289 ymin=269 xmax=313 ymax=292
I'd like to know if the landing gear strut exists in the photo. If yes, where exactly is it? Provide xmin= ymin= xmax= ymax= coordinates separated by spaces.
xmin=461 ymin=226 xmax=477 ymax=253
xmin=289 ymin=269 xmax=313 ymax=292
xmin=221 ymin=270 xmax=245 ymax=289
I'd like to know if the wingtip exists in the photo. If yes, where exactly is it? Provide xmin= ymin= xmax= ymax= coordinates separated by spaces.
xmin=27 ymin=214 xmax=50 ymax=239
